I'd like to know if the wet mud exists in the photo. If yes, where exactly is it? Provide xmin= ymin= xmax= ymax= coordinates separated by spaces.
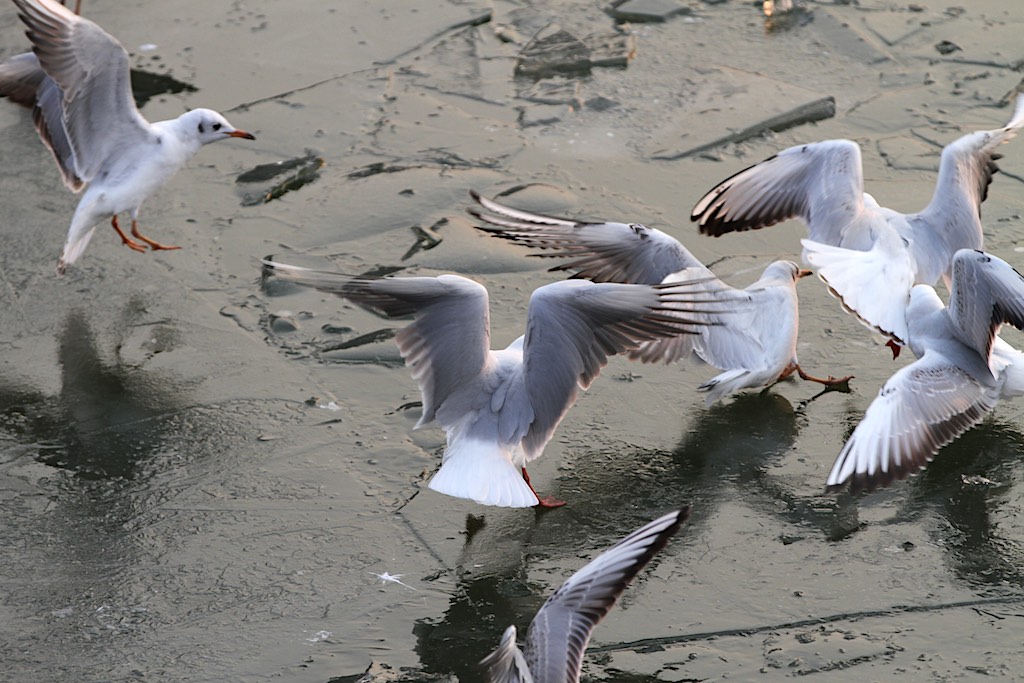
xmin=2 ymin=1 xmax=1024 ymax=681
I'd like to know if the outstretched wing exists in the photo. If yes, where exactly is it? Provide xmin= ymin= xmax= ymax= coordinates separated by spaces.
xmin=260 ymin=261 xmax=491 ymax=428
xmin=481 ymin=626 xmax=533 ymax=683
xmin=946 ymin=249 xmax=1024 ymax=361
xmin=802 ymin=234 xmax=915 ymax=345
xmin=627 ymin=266 xmax=756 ymax=367
xmin=0 ymin=51 xmax=83 ymax=190
xmin=919 ymin=95 xmax=1024 ymax=224
xmin=14 ymin=0 xmax=152 ymax=181
xmin=825 ymin=350 xmax=999 ymax=494
xmin=471 ymin=191 xmax=707 ymax=284
xmin=0 ymin=51 xmax=47 ymax=107
xmin=691 ymin=139 xmax=866 ymax=245
xmin=520 ymin=279 xmax=725 ymax=458
xmin=519 ymin=507 xmax=690 ymax=683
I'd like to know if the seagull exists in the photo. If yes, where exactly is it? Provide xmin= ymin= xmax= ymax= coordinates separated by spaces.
xmin=261 ymin=261 xmax=731 ymax=508
xmin=691 ymin=97 xmax=1024 ymax=291
xmin=823 ymin=249 xmax=1024 ymax=494
xmin=470 ymin=191 xmax=852 ymax=406
xmin=481 ymin=506 xmax=689 ymax=683
xmin=0 ymin=0 xmax=256 ymax=274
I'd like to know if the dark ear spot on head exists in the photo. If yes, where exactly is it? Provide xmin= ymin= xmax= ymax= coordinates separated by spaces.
xmin=198 ymin=122 xmax=205 ymax=134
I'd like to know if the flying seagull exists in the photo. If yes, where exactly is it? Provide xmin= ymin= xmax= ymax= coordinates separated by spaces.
xmin=691 ymin=98 xmax=1024 ymax=291
xmin=470 ymin=191 xmax=851 ymax=405
xmin=0 ymin=0 xmax=255 ymax=273
xmin=822 ymin=248 xmax=1024 ymax=493
xmin=482 ymin=506 xmax=689 ymax=683
xmin=261 ymin=261 xmax=734 ymax=508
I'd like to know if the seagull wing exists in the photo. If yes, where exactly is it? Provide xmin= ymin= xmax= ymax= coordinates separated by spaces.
xmin=520 ymin=279 xmax=719 ymax=458
xmin=0 ymin=51 xmax=83 ymax=190
xmin=471 ymin=191 xmax=707 ymax=284
xmin=825 ymin=349 xmax=1000 ymax=493
xmin=801 ymin=235 xmax=915 ymax=345
xmin=691 ymin=139 xmax=866 ymax=244
xmin=481 ymin=626 xmax=533 ymax=683
xmin=946 ymin=248 xmax=1024 ymax=361
xmin=14 ymin=0 xmax=152 ymax=182
xmin=518 ymin=507 xmax=689 ymax=683
xmin=260 ymin=261 xmax=491 ymax=428
xmin=628 ymin=267 xmax=759 ymax=366
xmin=0 ymin=51 xmax=47 ymax=107
xmin=919 ymin=95 xmax=1024 ymax=225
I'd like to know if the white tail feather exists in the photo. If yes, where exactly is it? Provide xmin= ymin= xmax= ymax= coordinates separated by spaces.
xmin=57 ymin=225 xmax=98 ymax=275
xmin=429 ymin=436 xmax=539 ymax=508
xmin=698 ymin=368 xmax=751 ymax=406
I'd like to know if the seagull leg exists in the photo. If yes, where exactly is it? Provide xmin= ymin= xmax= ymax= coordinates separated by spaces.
xmin=130 ymin=220 xmax=181 ymax=252
xmin=777 ymin=362 xmax=798 ymax=381
xmin=886 ymin=339 xmax=902 ymax=360
xmin=521 ymin=467 xmax=566 ymax=508
xmin=795 ymin=364 xmax=854 ymax=388
xmin=111 ymin=216 xmax=147 ymax=253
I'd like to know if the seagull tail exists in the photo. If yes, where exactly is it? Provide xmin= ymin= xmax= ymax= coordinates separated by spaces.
xmin=429 ymin=435 xmax=539 ymax=508
xmin=57 ymin=224 xmax=99 ymax=275
xmin=697 ymin=368 xmax=751 ymax=406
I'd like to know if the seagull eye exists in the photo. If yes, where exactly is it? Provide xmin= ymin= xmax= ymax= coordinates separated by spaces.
xmin=198 ymin=122 xmax=205 ymax=134
xmin=213 ymin=123 xmax=222 ymax=131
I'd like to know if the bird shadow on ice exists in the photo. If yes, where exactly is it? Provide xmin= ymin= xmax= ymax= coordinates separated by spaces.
xmin=893 ymin=420 xmax=1024 ymax=590
xmin=0 ymin=308 xmax=190 ymax=481
xmin=545 ymin=392 xmax=855 ymax=540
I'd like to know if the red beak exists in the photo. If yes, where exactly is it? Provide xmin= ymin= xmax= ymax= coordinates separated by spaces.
xmin=229 ymin=130 xmax=256 ymax=140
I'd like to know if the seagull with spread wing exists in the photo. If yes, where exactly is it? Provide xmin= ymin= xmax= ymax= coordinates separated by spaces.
xmin=261 ymin=261 xmax=732 ymax=508
xmin=691 ymin=98 xmax=1024 ymax=292
xmin=0 ymin=0 xmax=255 ymax=274
xmin=470 ymin=191 xmax=851 ymax=405
xmin=482 ymin=506 xmax=688 ymax=683
xmin=823 ymin=249 xmax=1024 ymax=493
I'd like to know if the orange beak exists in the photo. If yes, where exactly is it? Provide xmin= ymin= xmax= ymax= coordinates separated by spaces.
xmin=797 ymin=269 xmax=814 ymax=279
xmin=229 ymin=130 xmax=256 ymax=140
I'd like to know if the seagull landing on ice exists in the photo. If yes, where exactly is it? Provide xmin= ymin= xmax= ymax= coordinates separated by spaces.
xmin=822 ymin=249 xmax=1024 ymax=493
xmin=0 ymin=0 xmax=256 ymax=274
xmin=691 ymin=97 xmax=1024 ymax=289
xmin=470 ymin=191 xmax=852 ymax=405
xmin=261 ymin=261 xmax=734 ymax=508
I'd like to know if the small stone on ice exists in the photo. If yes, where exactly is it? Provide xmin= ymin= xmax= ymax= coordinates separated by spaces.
xmin=270 ymin=313 xmax=299 ymax=333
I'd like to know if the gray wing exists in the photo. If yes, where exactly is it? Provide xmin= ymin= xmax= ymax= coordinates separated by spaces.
xmin=691 ymin=139 xmax=866 ymax=244
xmin=0 ymin=50 xmax=82 ymax=190
xmin=481 ymin=626 xmax=532 ymax=683
xmin=260 ymin=261 xmax=491 ymax=428
xmin=626 ymin=266 xmax=756 ymax=366
xmin=825 ymin=350 xmax=1000 ymax=494
xmin=946 ymin=249 xmax=1024 ymax=360
xmin=14 ymin=0 xmax=152 ymax=182
xmin=520 ymin=279 xmax=721 ymax=458
xmin=917 ymin=95 xmax=1024 ymax=228
xmin=801 ymin=234 xmax=915 ymax=345
xmin=471 ymin=191 xmax=707 ymax=284
xmin=520 ymin=507 xmax=689 ymax=683
xmin=0 ymin=51 xmax=47 ymax=107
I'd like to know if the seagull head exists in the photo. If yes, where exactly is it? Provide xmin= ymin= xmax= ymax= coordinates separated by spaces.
xmin=178 ymin=108 xmax=256 ymax=145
